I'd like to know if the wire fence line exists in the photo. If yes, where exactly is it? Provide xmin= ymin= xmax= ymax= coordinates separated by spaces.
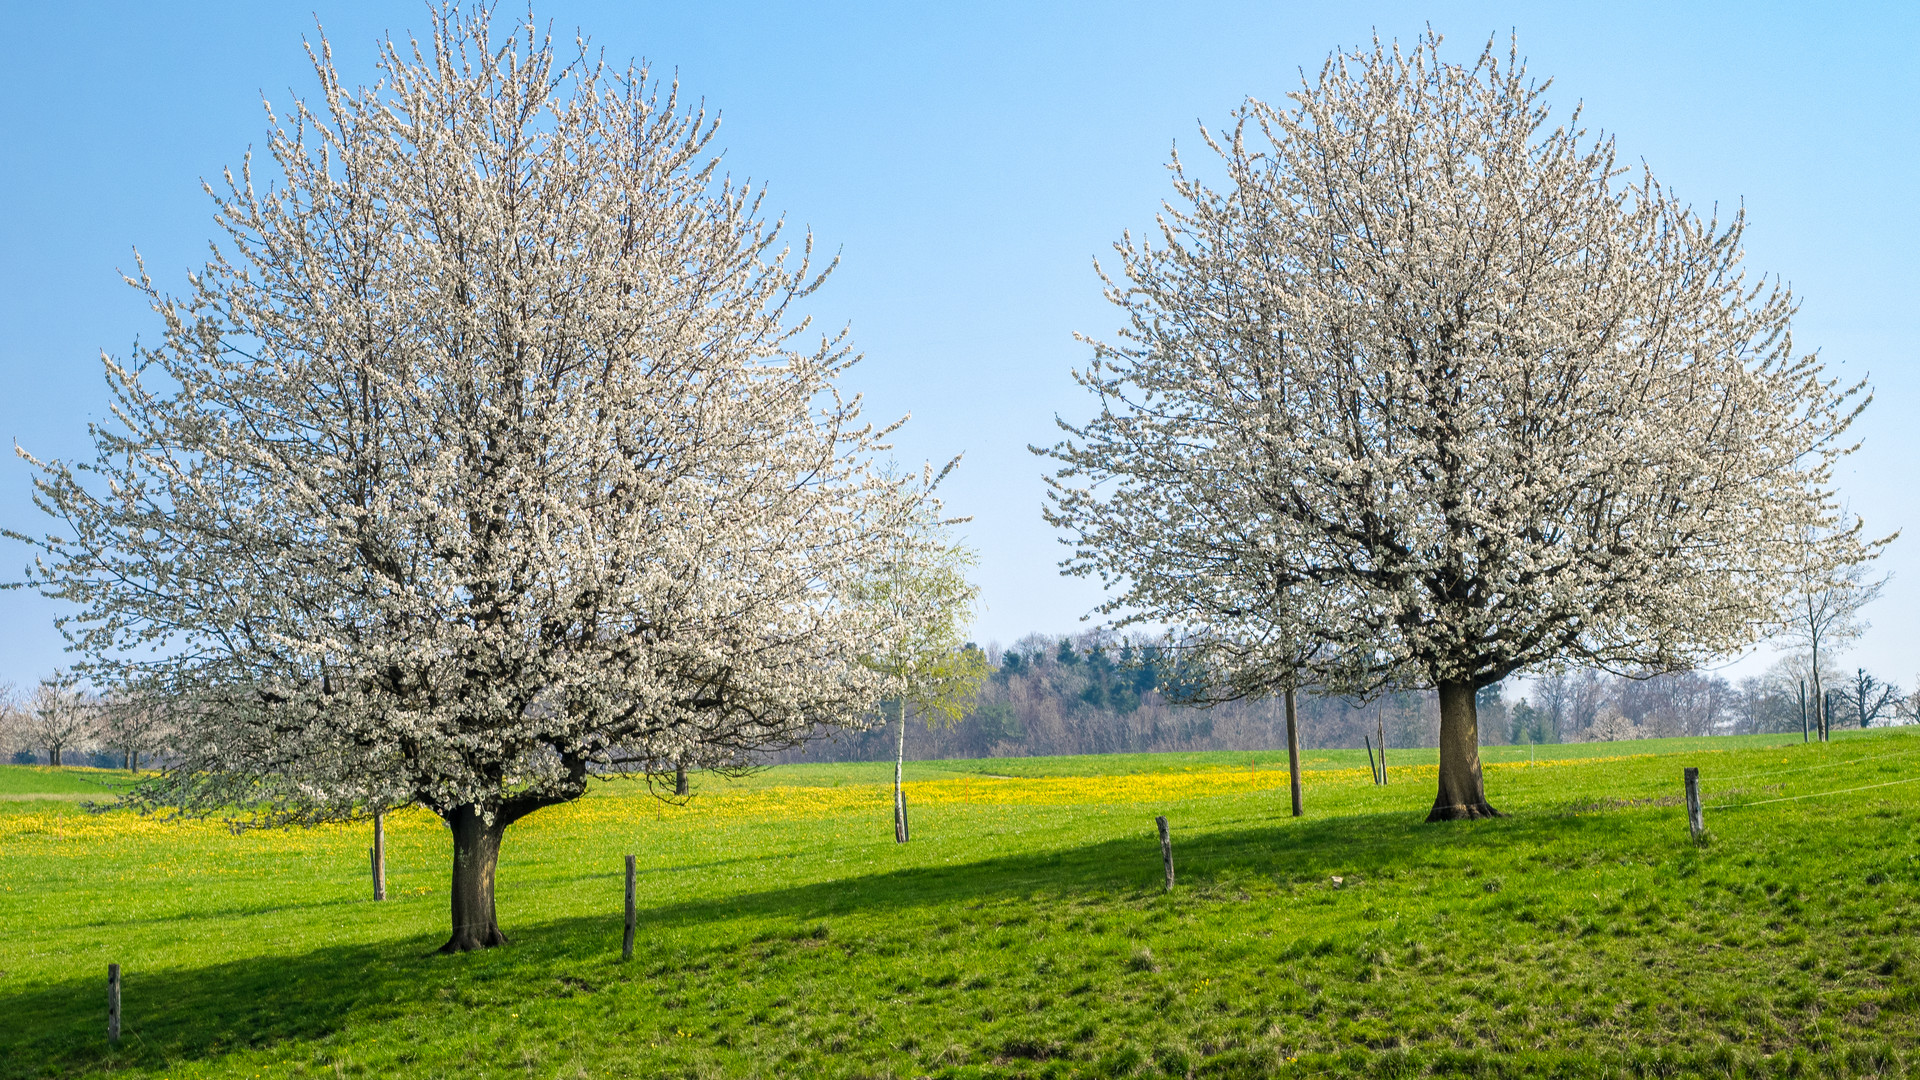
xmin=1535 ymin=738 xmax=1920 ymax=818
xmin=1696 ymin=743 xmax=1920 ymax=786
xmin=1710 ymin=774 xmax=1920 ymax=810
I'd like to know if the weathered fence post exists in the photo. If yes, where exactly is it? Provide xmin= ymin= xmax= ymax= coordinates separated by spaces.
xmin=1684 ymin=768 xmax=1704 ymax=840
xmin=1285 ymin=686 xmax=1303 ymax=818
xmin=371 ymin=810 xmax=386 ymax=901
xmin=893 ymin=780 xmax=912 ymax=843
xmin=623 ymin=854 xmax=636 ymax=961
xmin=1376 ymin=715 xmax=1388 ymax=784
xmin=1156 ymin=816 xmax=1174 ymax=891
xmin=1364 ymin=736 xmax=1379 ymax=785
xmin=107 ymin=963 xmax=120 ymax=1042
xmin=1798 ymin=680 xmax=1809 ymax=744
xmin=622 ymin=853 xmax=637 ymax=953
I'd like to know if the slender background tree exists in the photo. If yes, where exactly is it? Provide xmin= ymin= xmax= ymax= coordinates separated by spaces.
xmin=1044 ymin=33 xmax=1882 ymax=820
xmin=1778 ymin=527 xmax=1887 ymax=742
xmin=1154 ymin=626 xmax=1332 ymax=819
xmin=859 ymin=469 xmax=990 ymax=841
xmin=12 ymin=6 xmax=938 ymax=951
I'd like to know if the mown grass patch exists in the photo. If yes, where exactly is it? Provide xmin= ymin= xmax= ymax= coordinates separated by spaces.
xmin=0 ymin=766 xmax=141 ymax=800
xmin=3 ymin=729 xmax=1918 ymax=1078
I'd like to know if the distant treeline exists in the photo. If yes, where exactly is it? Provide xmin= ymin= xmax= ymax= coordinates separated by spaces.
xmin=778 ymin=632 xmax=1913 ymax=765
xmin=6 ymin=633 xmax=1907 ymax=769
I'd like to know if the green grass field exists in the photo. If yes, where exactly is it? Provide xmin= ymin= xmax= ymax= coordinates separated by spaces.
xmin=3 ymin=730 xmax=1918 ymax=1078
xmin=0 ymin=766 xmax=139 ymax=800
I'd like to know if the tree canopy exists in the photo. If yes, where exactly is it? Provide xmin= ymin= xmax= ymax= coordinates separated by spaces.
xmin=13 ymin=5 xmax=941 ymax=949
xmin=1044 ymin=33 xmax=1880 ymax=820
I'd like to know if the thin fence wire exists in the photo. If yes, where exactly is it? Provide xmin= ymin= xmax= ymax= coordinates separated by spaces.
xmin=1711 ymin=774 xmax=1920 ymax=810
xmin=1696 ymin=743 xmax=1920 ymax=786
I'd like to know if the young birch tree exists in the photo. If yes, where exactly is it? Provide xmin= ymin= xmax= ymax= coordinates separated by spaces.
xmin=1844 ymin=668 xmax=1899 ymax=730
xmin=1044 ymin=33 xmax=1880 ymax=820
xmin=860 ymin=473 xmax=989 ymax=841
xmin=12 ymin=7 xmax=933 ymax=950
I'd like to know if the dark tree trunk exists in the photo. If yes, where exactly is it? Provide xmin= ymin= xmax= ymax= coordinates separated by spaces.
xmin=442 ymin=805 xmax=509 ymax=952
xmin=1284 ymin=686 xmax=1302 ymax=817
xmin=48 ymin=748 xmax=61 ymax=767
xmin=1428 ymin=679 xmax=1501 ymax=821
xmin=674 ymin=762 xmax=688 ymax=796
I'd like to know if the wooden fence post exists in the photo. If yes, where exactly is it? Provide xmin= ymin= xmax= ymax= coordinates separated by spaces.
xmin=1684 ymin=768 xmax=1704 ymax=840
xmin=623 ymin=854 xmax=636 ymax=961
xmin=1156 ymin=816 xmax=1174 ymax=891
xmin=1798 ymin=680 xmax=1808 ymax=743
xmin=1285 ymin=686 xmax=1302 ymax=818
xmin=107 ymin=963 xmax=120 ymax=1042
xmin=1377 ymin=715 xmax=1388 ymax=784
xmin=371 ymin=810 xmax=386 ymax=901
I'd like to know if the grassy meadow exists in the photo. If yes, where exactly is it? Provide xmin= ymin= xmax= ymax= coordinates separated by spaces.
xmin=3 ymin=730 xmax=1919 ymax=1078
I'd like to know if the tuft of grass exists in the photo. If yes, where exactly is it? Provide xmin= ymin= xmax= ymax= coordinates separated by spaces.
xmin=1 ymin=728 xmax=1917 ymax=1078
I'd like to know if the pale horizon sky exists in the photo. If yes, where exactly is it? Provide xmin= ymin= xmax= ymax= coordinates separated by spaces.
xmin=1 ymin=1 xmax=1914 ymax=697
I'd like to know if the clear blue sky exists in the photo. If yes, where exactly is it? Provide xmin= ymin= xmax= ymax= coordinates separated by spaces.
xmin=1 ymin=1 xmax=1914 ymax=694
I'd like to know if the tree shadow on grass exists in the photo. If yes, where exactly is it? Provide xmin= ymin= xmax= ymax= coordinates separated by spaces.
xmin=1 ymin=808 xmax=1632 ymax=1079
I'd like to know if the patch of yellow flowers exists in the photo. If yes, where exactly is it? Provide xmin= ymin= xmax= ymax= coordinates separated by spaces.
xmin=547 ymin=765 xmax=1382 ymax=829
xmin=0 ymin=752 xmax=1639 ymax=844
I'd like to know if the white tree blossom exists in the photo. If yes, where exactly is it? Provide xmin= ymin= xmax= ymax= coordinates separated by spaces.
xmin=0 ymin=682 xmax=22 ymax=761
xmin=12 ymin=6 xmax=939 ymax=950
xmin=1043 ymin=33 xmax=1880 ymax=820
xmin=97 ymin=685 xmax=174 ymax=771
xmin=23 ymin=673 xmax=98 ymax=768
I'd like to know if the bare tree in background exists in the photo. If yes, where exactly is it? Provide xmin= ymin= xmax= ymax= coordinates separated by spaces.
xmin=1778 ymin=542 xmax=1887 ymax=742
xmin=1844 ymin=668 xmax=1900 ymax=729
xmin=1531 ymin=673 xmax=1575 ymax=743
xmin=1044 ymin=32 xmax=1878 ymax=820
xmin=1895 ymin=685 xmax=1920 ymax=726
